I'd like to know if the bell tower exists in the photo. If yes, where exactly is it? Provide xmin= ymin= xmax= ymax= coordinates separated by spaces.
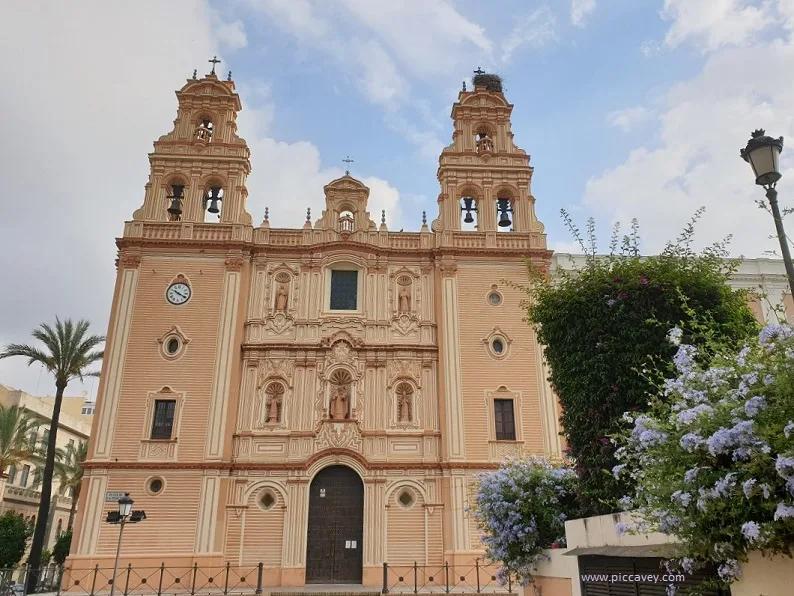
xmin=436 ymin=70 xmax=543 ymax=234
xmin=131 ymin=60 xmax=252 ymax=225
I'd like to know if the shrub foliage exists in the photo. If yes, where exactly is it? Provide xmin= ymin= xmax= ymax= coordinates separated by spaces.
xmin=615 ymin=324 xmax=794 ymax=591
xmin=0 ymin=511 xmax=32 ymax=568
xmin=520 ymin=211 xmax=758 ymax=514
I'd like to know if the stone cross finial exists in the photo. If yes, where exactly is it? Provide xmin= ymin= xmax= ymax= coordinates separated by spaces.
xmin=208 ymin=55 xmax=221 ymax=75
xmin=474 ymin=67 xmax=485 ymax=75
xmin=342 ymin=156 xmax=354 ymax=175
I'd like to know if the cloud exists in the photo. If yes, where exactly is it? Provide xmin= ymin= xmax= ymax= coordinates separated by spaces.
xmin=502 ymin=6 xmax=557 ymax=62
xmin=608 ymin=106 xmax=654 ymax=132
xmin=582 ymin=7 xmax=794 ymax=257
xmin=661 ymin=0 xmax=773 ymax=52
xmin=640 ymin=40 xmax=661 ymax=56
xmin=216 ymin=20 xmax=249 ymax=51
xmin=571 ymin=0 xmax=597 ymax=28
xmin=0 ymin=0 xmax=403 ymax=399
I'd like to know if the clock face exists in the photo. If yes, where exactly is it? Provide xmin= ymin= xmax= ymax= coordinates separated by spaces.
xmin=166 ymin=282 xmax=191 ymax=305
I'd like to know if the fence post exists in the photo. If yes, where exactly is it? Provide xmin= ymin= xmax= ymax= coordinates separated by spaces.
xmin=413 ymin=561 xmax=418 ymax=594
xmin=89 ymin=564 xmax=99 ymax=596
xmin=55 ymin=566 xmax=64 ymax=596
xmin=190 ymin=562 xmax=198 ymax=596
xmin=475 ymin=559 xmax=481 ymax=593
xmin=255 ymin=562 xmax=263 ymax=595
xmin=224 ymin=561 xmax=230 ymax=595
xmin=508 ymin=573 xmax=513 ymax=594
xmin=381 ymin=562 xmax=388 ymax=594
xmin=444 ymin=561 xmax=450 ymax=594
xmin=123 ymin=563 xmax=132 ymax=596
xmin=157 ymin=562 xmax=165 ymax=596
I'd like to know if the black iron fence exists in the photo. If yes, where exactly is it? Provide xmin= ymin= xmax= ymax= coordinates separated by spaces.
xmin=0 ymin=561 xmax=515 ymax=595
xmin=381 ymin=561 xmax=514 ymax=594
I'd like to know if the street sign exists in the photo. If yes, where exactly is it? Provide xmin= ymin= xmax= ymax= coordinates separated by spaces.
xmin=105 ymin=491 xmax=126 ymax=503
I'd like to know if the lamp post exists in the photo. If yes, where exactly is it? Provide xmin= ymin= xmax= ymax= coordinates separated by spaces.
xmin=106 ymin=494 xmax=146 ymax=596
xmin=741 ymin=129 xmax=794 ymax=297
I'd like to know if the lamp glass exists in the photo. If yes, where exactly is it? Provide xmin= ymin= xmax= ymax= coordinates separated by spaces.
xmin=749 ymin=144 xmax=782 ymax=186
xmin=118 ymin=494 xmax=133 ymax=517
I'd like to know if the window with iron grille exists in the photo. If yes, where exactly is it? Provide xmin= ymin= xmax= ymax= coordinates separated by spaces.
xmin=330 ymin=270 xmax=358 ymax=310
xmin=8 ymin=465 xmax=17 ymax=484
xmin=151 ymin=399 xmax=176 ymax=440
xmin=494 ymin=399 xmax=516 ymax=441
xmin=20 ymin=464 xmax=31 ymax=488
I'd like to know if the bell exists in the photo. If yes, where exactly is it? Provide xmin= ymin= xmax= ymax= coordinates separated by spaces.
xmin=463 ymin=211 xmax=474 ymax=224
xmin=167 ymin=197 xmax=182 ymax=216
xmin=497 ymin=198 xmax=512 ymax=228
xmin=461 ymin=197 xmax=476 ymax=223
xmin=167 ymin=184 xmax=184 ymax=216
xmin=206 ymin=186 xmax=222 ymax=214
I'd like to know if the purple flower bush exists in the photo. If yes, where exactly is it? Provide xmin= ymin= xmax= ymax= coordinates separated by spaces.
xmin=614 ymin=323 xmax=794 ymax=589
xmin=471 ymin=456 xmax=578 ymax=586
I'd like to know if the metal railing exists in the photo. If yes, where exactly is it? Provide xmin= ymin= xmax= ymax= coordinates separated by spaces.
xmin=381 ymin=561 xmax=514 ymax=594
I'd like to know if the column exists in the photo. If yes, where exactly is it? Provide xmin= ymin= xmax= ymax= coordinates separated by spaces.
xmin=205 ymin=257 xmax=243 ymax=459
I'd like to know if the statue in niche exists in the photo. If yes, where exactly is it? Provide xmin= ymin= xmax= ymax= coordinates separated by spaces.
xmin=275 ymin=283 xmax=289 ymax=312
xmin=328 ymin=369 xmax=353 ymax=420
xmin=265 ymin=382 xmax=284 ymax=424
xmin=398 ymin=285 xmax=411 ymax=313
xmin=396 ymin=382 xmax=413 ymax=423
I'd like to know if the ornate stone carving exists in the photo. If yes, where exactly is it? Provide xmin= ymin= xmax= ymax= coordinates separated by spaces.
xmin=225 ymin=256 xmax=244 ymax=271
xmin=386 ymin=360 xmax=421 ymax=388
xmin=431 ymin=218 xmax=444 ymax=232
xmin=118 ymin=254 xmax=141 ymax=269
xmin=320 ymin=330 xmax=364 ymax=348
xmin=315 ymin=421 xmax=362 ymax=451
xmin=257 ymin=359 xmax=295 ymax=387
xmin=439 ymin=263 xmax=458 ymax=277
xmin=329 ymin=341 xmax=352 ymax=365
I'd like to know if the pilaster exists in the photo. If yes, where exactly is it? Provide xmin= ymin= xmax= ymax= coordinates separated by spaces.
xmin=281 ymin=478 xmax=309 ymax=566
xmin=364 ymin=478 xmax=387 ymax=565
xmin=194 ymin=474 xmax=222 ymax=553
xmin=440 ymin=263 xmax=466 ymax=460
xmin=74 ymin=472 xmax=108 ymax=555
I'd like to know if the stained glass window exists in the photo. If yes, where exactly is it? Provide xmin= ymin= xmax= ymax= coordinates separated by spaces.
xmin=330 ymin=270 xmax=358 ymax=310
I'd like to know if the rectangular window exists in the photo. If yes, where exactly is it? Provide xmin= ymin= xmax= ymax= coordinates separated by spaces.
xmin=330 ymin=270 xmax=358 ymax=310
xmin=28 ymin=431 xmax=38 ymax=447
xmin=151 ymin=399 xmax=176 ymax=440
xmin=20 ymin=464 xmax=31 ymax=488
xmin=8 ymin=465 xmax=17 ymax=484
xmin=42 ymin=430 xmax=50 ymax=446
xmin=494 ymin=399 xmax=516 ymax=441
xmin=68 ymin=439 xmax=75 ymax=449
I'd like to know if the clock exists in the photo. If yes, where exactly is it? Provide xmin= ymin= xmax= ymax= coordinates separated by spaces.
xmin=166 ymin=282 xmax=191 ymax=305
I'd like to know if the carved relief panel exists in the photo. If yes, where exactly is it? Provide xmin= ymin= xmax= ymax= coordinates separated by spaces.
xmin=253 ymin=359 xmax=295 ymax=430
xmin=389 ymin=267 xmax=421 ymax=336
xmin=265 ymin=265 xmax=299 ymax=335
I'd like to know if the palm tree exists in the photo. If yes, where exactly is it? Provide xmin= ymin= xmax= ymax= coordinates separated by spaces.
xmin=0 ymin=405 xmax=37 ymax=504
xmin=53 ymin=441 xmax=88 ymax=533
xmin=0 ymin=318 xmax=104 ymax=591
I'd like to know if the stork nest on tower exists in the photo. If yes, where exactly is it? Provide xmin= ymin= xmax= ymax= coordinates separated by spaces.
xmin=472 ymin=73 xmax=503 ymax=93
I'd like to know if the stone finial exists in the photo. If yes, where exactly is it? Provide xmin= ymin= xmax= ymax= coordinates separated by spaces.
xmin=227 ymin=71 xmax=232 ymax=81
xmin=192 ymin=69 xmax=197 ymax=79
xmin=462 ymin=81 xmax=467 ymax=91
xmin=306 ymin=208 xmax=311 ymax=222
xmin=381 ymin=210 xmax=386 ymax=225
xmin=264 ymin=207 xmax=269 ymax=221
xmin=422 ymin=211 xmax=427 ymax=225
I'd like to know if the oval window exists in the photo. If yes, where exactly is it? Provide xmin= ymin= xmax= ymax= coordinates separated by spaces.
xmin=166 ymin=338 xmax=180 ymax=355
xmin=488 ymin=292 xmax=502 ymax=305
xmin=492 ymin=338 xmax=505 ymax=354
xmin=148 ymin=478 xmax=164 ymax=494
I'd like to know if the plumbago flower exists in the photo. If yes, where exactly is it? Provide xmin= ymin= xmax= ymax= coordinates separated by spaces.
xmin=614 ymin=323 xmax=794 ymax=591
xmin=471 ymin=456 xmax=579 ymax=587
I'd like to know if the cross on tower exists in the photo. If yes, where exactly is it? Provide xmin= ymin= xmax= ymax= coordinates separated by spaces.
xmin=342 ymin=156 xmax=354 ymax=175
xmin=208 ymin=55 xmax=221 ymax=75
xmin=473 ymin=67 xmax=485 ymax=75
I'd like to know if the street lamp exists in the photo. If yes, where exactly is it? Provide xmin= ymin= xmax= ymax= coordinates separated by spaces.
xmin=741 ymin=129 xmax=794 ymax=297
xmin=106 ymin=494 xmax=146 ymax=596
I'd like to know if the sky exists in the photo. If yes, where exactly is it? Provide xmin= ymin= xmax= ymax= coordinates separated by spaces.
xmin=2 ymin=0 xmax=794 ymax=400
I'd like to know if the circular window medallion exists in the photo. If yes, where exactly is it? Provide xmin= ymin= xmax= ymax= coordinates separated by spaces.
xmin=166 ymin=337 xmax=181 ymax=355
xmin=146 ymin=477 xmax=164 ymax=495
xmin=397 ymin=489 xmax=415 ymax=509
xmin=259 ymin=490 xmax=276 ymax=511
xmin=488 ymin=292 xmax=502 ymax=305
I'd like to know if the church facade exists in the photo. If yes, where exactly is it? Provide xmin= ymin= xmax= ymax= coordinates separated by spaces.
xmin=69 ymin=69 xmax=562 ymax=586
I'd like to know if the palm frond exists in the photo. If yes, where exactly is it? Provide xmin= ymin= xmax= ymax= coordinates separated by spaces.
xmin=0 ymin=344 xmax=56 ymax=370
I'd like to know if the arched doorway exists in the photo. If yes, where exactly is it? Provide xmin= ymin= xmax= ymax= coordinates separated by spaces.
xmin=305 ymin=465 xmax=364 ymax=584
